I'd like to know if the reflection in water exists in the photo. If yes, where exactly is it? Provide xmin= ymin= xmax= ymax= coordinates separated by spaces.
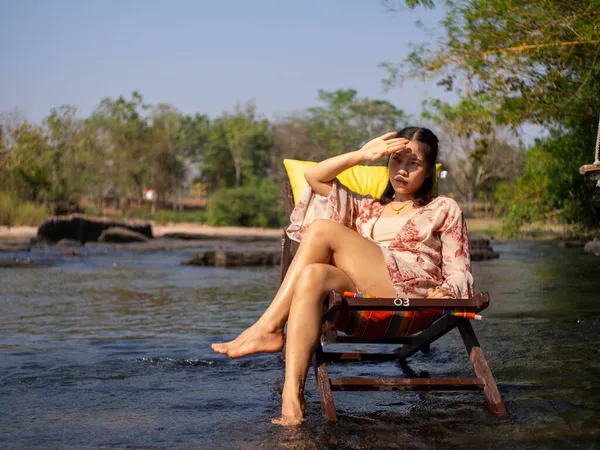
xmin=0 ymin=241 xmax=599 ymax=448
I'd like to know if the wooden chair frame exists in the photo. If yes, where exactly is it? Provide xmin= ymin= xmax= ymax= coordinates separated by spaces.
xmin=280 ymin=182 xmax=507 ymax=421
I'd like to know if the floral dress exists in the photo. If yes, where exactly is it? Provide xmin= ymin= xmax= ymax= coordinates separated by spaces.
xmin=286 ymin=180 xmax=474 ymax=338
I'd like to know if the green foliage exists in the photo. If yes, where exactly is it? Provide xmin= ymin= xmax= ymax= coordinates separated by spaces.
xmin=0 ymin=116 xmax=53 ymax=202
xmin=386 ymin=0 xmax=599 ymax=233
xmin=200 ymin=102 xmax=273 ymax=190
xmin=303 ymin=89 xmax=408 ymax=156
xmin=207 ymin=179 xmax=284 ymax=228
xmin=122 ymin=208 xmax=208 ymax=225
xmin=14 ymin=201 xmax=49 ymax=226
xmin=422 ymin=96 xmax=523 ymax=212
xmin=0 ymin=191 xmax=48 ymax=226
xmin=0 ymin=191 xmax=17 ymax=226
xmin=495 ymin=120 xmax=598 ymax=236
xmin=384 ymin=0 xmax=600 ymax=126
xmin=82 ymin=202 xmax=102 ymax=217
xmin=382 ymin=0 xmax=435 ymax=10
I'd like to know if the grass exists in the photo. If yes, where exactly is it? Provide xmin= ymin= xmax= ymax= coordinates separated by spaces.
xmin=465 ymin=217 xmax=503 ymax=238
xmin=0 ymin=191 xmax=49 ymax=227
xmin=111 ymin=208 xmax=208 ymax=225
xmin=465 ymin=216 xmax=599 ymax=240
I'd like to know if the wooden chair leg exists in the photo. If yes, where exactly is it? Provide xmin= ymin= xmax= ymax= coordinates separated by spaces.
xmin=458 ymin=320 xmax=508 ymax=416
xmin=312 ymin=342 xmax=337 ymax=421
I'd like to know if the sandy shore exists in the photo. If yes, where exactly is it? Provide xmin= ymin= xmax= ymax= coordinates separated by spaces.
xmin=0 ymin=223 xmax=283 ymax=243
xmin=152 ymin=223 xmax=283 ymax=238
xmin=0 ymin=226 xmax=38 ymax=242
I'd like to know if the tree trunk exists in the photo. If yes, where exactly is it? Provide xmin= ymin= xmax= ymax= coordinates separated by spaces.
xmin=466 ymin=191 xmax=474 ymax=218
xmin=233 ymin=157 xmax=242 ymax=187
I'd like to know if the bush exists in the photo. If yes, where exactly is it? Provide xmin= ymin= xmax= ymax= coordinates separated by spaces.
xmin=15 ymin=201 xmax=49 ymax=226
xmin=154 ymin=209 xmax=208 ymax=224
xmin=494 ymin=120 xmax=598 ymax=237
xmin=0 ymin=191 xmax=18 ymax=226
xmin=82 ymin=202 xmax=103 ymax=217
xmin=207 ymin=179 xmax=285 ymax=228
xmin=0 ymin=191 xmax=49 ymax=227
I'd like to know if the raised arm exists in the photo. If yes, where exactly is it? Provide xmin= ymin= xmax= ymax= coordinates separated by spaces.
xmin=304 ymin=132 xmax=408 ymax=197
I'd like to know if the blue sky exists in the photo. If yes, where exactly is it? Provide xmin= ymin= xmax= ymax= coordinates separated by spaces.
xmin=0 ymin=1 xmax=454 ymax=119
xmin=0 ymin=0 xmax=541 ymax=140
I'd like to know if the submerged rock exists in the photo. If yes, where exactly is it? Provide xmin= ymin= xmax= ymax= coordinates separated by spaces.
xmin=468 ymin=234 xmax=499 ymax=261
xmin=161 ymin=232 xmax=280 ymax=243
xmin=559 ymin=240 xmax=587 ymax=248
xmin=0 ymin=257 xmax=35 ymax=267
xmin=98 ymin=227 xmax=150 ymax=243
xmin=56 ymin=238 xmax=82 ymax=248
xmin=584 ymin=240 xmax=600 ymax=256
xmin=37 ymin=214 xmax=152 ymax=244
xmin=0 ymin=242 xmax=31 ymax=252
xmin=182 ymin=249 xmax=280 ymax=267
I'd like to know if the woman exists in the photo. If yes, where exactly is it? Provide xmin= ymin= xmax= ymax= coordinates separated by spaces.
xmin=212 ymin=127 xmax=473 ymax=425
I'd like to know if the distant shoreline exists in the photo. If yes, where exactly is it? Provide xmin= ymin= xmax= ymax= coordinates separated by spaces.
xmin=0 ymin=219 xmax=593 ymax=244
xmin=0 ymin=223 xmax=283 ymax=243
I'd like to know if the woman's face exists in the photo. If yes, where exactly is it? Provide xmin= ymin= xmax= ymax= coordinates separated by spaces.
xmin=387 ymin=140 xmax=430 ymax=196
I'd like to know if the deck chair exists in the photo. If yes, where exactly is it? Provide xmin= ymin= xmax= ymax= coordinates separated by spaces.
xmin=280 ymin=159 xmax=507 ymax=421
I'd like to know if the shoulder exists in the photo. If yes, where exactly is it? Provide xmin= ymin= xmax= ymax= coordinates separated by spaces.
xmin=429 ymin=196 xmax=465 ymax=232
xmin=429 ymin=195 xmax=462 ymax=213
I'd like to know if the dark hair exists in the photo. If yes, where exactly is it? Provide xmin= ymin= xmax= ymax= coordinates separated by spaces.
xmin=380 ymin=126 xmax=439 ymax=207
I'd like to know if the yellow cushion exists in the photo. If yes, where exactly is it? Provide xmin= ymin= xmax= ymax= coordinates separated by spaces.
xmin=283 ymin=159 xmax=442 ymax=204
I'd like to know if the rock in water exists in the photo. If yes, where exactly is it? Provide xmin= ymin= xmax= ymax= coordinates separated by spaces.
xmin=37 ymin=214 xmax=152 ymax=244
xmin=182 ymin=249 xmax=280 ymax=267
xmin=558 ymin=240 xmax=587 ymax=248
xmin=98 ymin=227 xmax=150 ymax=243
xmin=584 ymin=240 xmax=600 ymax=256
xmin=0 ymin=242 xmax=31 ymax=252
xmin=468 ymin=234 xmax=499 ymax=261
xmin=0 ymin=257 xmax=35 ymax=267
xmin=56 ymin=238 xmax=82 ymax=248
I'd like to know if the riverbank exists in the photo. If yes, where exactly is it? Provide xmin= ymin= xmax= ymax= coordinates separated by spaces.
xmin=0 ymin=226 xmax=38 ymax=241
xmin=1 ymin=218 xmax=596 ymax=244
xmin=0 ymin=223 xmax=283 ymax=243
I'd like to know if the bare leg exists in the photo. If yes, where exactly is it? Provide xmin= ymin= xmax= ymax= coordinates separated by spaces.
xmin=211 ymin=220 xmax=395 ymax=359
xmin=273 ymin=223 xmax=398 ymax=425
xmin=273 ymin=263 xmax=354 ymax=425
xmin=211 ymin=220 xmax=335 ymax=358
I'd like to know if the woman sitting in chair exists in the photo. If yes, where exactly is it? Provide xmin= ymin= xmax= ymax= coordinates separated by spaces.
xmin=212 ymin=126 xmax=473 ymax=425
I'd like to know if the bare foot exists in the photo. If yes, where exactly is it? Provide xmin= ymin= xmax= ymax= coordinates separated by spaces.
xmin=211 ymin=321 xmax=284 ymax=359
xmin=274 ymin=390 xmax=306 ymax=426
xmin=271 ymin=415 xmax=304 ymax=426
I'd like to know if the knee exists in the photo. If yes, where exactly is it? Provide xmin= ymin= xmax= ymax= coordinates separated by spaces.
xmin=304 ymin=220 xmax=338 ymax=242
xmin=296 ymin=263 xmax=328 ymax=294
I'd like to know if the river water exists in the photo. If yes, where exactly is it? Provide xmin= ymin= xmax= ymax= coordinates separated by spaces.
xmin=0 ymin=240 xmax=599 ymax=449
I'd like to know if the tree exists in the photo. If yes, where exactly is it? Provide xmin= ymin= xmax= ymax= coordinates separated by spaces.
xmin=178 ymin=113 xmax=210 ymax=162
xmin=382 ymin=0 xmax=600 ymax=127
xmin=44 ymin=105 xmax=92 ymax=207
xmin=201 ymin=102 xmax=273 ymax=189
xmin=383 ymin=0 xmax=600 ymax=232
xmin=148 ymin=104 xmax=187 ymax=207
xmin=303 ymin=89 xmax=408 ymax=157
xmin=0 ymin=112 xmax=53 ymax=202
xmin=89 ymin=91 xmax=152 ymax=208
xmin=270 ymin=116 xmax=325 ymax=183
xmin=495 ymin=120 xmax=599 ymax=234
xmin=422 ymin=96 xmax=522 ymax=215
